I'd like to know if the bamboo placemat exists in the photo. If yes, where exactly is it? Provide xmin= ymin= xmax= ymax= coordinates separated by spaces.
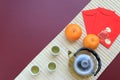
xmin=15 ymin=0 xmax=120 ymax=80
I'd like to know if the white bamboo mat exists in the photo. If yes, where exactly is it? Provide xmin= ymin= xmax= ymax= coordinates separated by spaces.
xmin=15 ymin=0 xmax=120 ymax=80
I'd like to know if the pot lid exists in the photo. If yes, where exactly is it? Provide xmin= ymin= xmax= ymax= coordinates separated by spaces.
xmin=74 ymin=54 xmax=94 ymax=76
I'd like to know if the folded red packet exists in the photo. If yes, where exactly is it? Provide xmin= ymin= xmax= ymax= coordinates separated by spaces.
xmin=82 ymin=7 xmax=120 ymax=48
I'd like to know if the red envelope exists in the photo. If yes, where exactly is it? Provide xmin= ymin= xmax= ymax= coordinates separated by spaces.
xmin=82 ymin=7 xmax=120 ymax=48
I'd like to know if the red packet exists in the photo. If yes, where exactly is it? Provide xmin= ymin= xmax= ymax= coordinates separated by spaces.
xmin=82 ymin=7 xmax=120 ymax=48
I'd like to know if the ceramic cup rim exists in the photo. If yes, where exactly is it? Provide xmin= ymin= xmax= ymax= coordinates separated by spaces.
xmin=30 ymin=65 xmax=40 ymax=75
xmin=47 ymin=61 xmax=57 ymax=72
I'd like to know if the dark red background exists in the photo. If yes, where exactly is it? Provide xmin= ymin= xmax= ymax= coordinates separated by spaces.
xmin=0 ymin=0 xmax=120 ymax=80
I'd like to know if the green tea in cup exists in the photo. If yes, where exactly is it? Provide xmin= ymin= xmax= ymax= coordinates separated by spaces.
xmin=30 ymin=65 xmax=40 ymax=75
xmin=48 ymin=61 xmax=56 ymax=72
xmin=51 ymin=46 xmax=60 ymax=56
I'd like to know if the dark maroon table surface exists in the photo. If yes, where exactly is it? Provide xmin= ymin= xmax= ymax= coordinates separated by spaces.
xmin=0 ymin=0 xmax=120 ymax=80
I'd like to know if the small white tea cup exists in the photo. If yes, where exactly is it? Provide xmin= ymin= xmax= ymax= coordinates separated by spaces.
xmin=47 ymin=61 xmax=57 ymax=72
xmin=30 ymin=65 xmax=40 ymax=75
xmin=51 ymin=46 xmax=60 ymax=56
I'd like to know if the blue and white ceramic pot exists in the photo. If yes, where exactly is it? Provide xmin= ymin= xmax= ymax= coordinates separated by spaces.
xmin=73 ymin=48 xmax=102 ymax=76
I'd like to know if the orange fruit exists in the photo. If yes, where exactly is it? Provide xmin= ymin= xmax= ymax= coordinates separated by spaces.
xmin=83 ymin=34 xmax=100 ymax=50
xmin=65 ymin=24 xmax=82 ymax=41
